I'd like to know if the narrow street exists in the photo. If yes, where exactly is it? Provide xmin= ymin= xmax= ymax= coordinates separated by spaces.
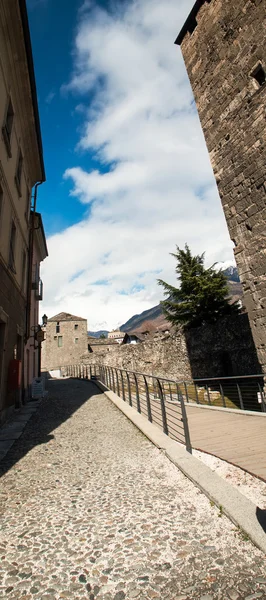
xmin=0 ymin=378 xmax=265 ymax=600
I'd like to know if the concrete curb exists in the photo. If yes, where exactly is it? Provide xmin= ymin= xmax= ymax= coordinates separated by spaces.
xmin=0 ymin=400 xmax=42 ymax=462
xmin=97 ymin=382 xmax=266 ymax=555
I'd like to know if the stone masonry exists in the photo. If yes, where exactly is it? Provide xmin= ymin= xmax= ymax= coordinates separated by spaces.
xmin=78 ymin=314 xmax=260 ymax=381
xmin=41 ymin=312 xmax=88 ymax=371
xmin=176 ymin=0 xmax=266 ymax=371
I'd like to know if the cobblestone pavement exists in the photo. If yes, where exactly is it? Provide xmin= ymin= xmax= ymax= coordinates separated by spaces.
xmin=0 ymin=378 xmax=266 ymax=600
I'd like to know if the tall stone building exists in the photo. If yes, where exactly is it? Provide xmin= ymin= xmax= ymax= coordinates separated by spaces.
xmin=41 ymin=313 xmax=88 ymax=371
xmin=0 ymin=0 xmax=47 ymax=422
xmin=176 ymin=0 xmax=266 ymax=371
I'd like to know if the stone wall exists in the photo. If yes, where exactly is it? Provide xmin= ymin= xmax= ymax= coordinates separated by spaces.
xmin=177 ymin=0 xmax=266 ymax=371
xmin=80 ymin=330 xmax=192 ymax=381
xmin=74 ymin=314 xmax=261 ymax=382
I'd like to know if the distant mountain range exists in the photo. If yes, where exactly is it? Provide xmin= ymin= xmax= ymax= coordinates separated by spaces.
xmin=88 ymin=330 xmax=109 ymax=339
xmin=88 ymin=265 xmax=242 ymax=337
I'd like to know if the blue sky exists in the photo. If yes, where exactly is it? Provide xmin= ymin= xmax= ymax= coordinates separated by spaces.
xmin=27 ymin=0 xmax=94 ymax=234
xmin=27 ymin=0 xmax=234 ymax=330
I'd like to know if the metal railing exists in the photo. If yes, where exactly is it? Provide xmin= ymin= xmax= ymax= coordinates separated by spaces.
xmin=177 ymin=374 xmax=266 ymax=413
xmin=65 ymin=364 xmax=266 ymax=414
xmin=65 ymin=364 xmax=192 ymax=453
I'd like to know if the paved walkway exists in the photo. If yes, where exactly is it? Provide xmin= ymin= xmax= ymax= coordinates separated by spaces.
xmin=0 ymin=378 xmax=266 ymax=600
xmin=186 ymin=405 xmax=266 ymax=481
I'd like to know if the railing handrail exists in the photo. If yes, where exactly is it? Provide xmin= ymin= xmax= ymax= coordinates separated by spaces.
xmin=68 ymin=363 xmax=264 ymax=385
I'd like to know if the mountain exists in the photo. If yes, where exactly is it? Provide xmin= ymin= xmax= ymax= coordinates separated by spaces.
xmin=88 ymin=330 xmax=109 ymax=338
xmin=120 ymin=304 xmax=162 ymax=332
xmin=120 ymin=266 xmax=243 ymax=334
xmin=222 ymin=266 xmax=240 ymax=283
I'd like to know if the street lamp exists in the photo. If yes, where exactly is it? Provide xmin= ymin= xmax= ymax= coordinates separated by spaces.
xmin=42 ymin=314 xmax=48 ymax=326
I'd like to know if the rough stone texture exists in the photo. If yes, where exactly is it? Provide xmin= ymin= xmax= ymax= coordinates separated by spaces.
xmin=177 ymin=0 xmax=266 ymax=371
xmin=1 ymin=377 xmax=266 ymax=600
xmin=75 ymin=314 xmax=260 ymax=380
xmin=42 ymin=314 xmax=88 ymax=371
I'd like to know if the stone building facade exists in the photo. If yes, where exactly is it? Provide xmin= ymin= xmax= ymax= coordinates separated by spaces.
xmin=176 ymin=0 xmax=266 ymax=371
xmin=0 ymin=0 xmax=46 ymax=423
xmin=41 ymin=312 xmax=88 ymax=371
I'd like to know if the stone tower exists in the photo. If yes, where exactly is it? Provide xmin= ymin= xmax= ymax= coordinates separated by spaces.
xmin=176 ymin=0 xmax=266 ymax=371
xmin=41 ymin=312 xmax=88 ymax=371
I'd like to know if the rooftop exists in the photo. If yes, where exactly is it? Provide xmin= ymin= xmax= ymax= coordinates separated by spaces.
xmin=175 ymin=0 xmax=212 ymax=46
xmin=48 ymin=312 xmax=87 ymax=322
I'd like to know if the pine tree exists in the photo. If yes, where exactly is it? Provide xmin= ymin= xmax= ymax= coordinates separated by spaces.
xmin=158 ymin=244 xmax=240 ymax=329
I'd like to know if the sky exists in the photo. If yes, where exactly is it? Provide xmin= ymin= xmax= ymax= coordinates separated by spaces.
xmin=27 ymin=0 xmax=235 ymax=331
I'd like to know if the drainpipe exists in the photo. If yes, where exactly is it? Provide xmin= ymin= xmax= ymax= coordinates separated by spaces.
xmin=25 ymin=180 xmax=43 ymax=342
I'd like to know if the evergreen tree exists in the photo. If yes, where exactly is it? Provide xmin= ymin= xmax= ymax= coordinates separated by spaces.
xmin=158 ymin=244 xmax=240 ymax=329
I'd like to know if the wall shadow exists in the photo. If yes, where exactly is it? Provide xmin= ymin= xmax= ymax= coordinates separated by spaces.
xmin=0 ymin=377 xmax=103 ymax=478
xmin=256 ymin=507 xmax=266 ymax=533
xmin=184 ymin=313 xmax=263 ymax=411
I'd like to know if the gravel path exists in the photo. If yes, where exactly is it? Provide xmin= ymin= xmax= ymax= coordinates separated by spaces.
xmin=0 ymin=378 xmax=266 ymax=600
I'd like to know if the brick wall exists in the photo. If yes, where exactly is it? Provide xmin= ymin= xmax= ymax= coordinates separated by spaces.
xmin=177 ymin=0 xmax=266 ymax=370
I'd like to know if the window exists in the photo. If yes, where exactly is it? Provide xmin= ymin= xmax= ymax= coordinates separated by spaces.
xmin=54 ymin=336 xmax=57 ymax=340
xmin=58 ymin=336 xmax=63 ymax=347
xmin=74 ymin=324 xmax=78 ymax=330
xmin=2 ymin=97 xmax=14 ymax=157
xmin=251 ymin=63 xmax=266 ymax=88
xmin=75 ymin=338 xmax=79 ymax=344
xmin=9 ymin=220 xmax=16 ymax=273
xmin=21 ymin=250 xmax=26 ymax=293
xmin=15 ymin=149 xmax=23 ymax=196
xmin=56 ymin=322 xmax=60 ymax=333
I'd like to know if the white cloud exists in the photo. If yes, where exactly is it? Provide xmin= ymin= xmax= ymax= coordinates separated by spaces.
xmin=41 ymin=0 xmax=234 ymax=331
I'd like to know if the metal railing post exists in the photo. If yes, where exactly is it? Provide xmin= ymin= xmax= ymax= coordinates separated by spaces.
xmin=115 ymin=369 xmax=120 ymax=397
xmin=157 ymin=378 xmax=168 ymax=435
xmin=184 ymin=381 xmax=189 ymax=403
xmin=126 ymin=371 xmax=132 ymax=406
xmin=105 ymin=366 xmax=109 ymax=388
xmin=177 ymin=384 xmax=192 ymax=453
xmin=236 ymin=382 xmax=244 ymax=410
xmin=133 ymin=373 xmax=141 ymax=413
xmin=219 ymin=382 xmax=226 ymax=407
xmin=120 ymin=370 xmax=126 ymax=401
xmin=143 ymin=375 xmax=152 ymax=422
xmin=111 ymin=367 xmax=116 ymax=393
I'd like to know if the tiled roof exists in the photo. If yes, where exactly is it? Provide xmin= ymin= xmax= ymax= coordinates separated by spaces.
xmin=48 ymin=312 xmax=87 ymax=322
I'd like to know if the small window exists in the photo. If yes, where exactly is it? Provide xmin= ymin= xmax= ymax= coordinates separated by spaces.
xmin=75 ymin=338 xmax=79 ymax=344
xmin=15 ymin=149 xmax=23 ymax=196
xmin=2 ymin=97 xmax=14 ymax=157
xmin=74 ymin=324 xmax=78 ymax=330
xmin=56 ymin=322 xmax=60 ymax=333
xmin=251 ymin=63 xmax=266 ymax=87
xmin=9 ymin=220 xmax=16 ymax=273
xmin=58 ymin=336 xmax=63 ymax=347
xmin=54 ymin=336 xmax=57 ymax=340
